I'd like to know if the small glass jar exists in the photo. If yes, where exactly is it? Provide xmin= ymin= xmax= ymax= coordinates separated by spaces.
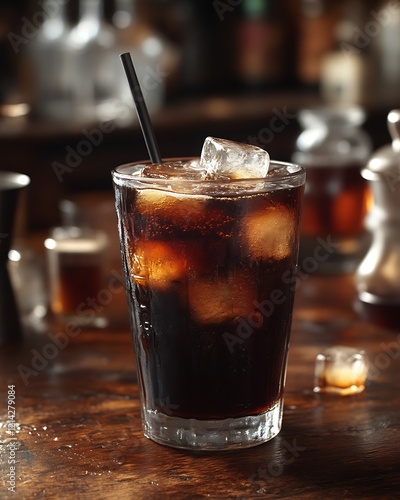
xmin=44 ymin=226 xmax=109 ymax=328
xmin=293 ymin=106 xmax=372 ymax=273
xmin=355 ymin=109 xmax=400 ymax=331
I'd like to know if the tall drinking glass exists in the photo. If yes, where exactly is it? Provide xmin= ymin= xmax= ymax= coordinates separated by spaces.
xmin=112 ymin=158 xmax=305 ymax=450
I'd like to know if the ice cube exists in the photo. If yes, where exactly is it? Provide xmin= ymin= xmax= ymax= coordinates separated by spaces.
xmin=136 ymin=189 xmax=235 ymax=237
xmin=314 ymin=346 xmax=368 ymax=396
xmin=200 ymin=137 xmax=270 ymax=180
xmin=136 ymin=189 xmax=205 ymax=227
xmin=188 ymin=273 xmax=256 ymax=324
xmin=242 ymin=205 xmax=295 ymax=260
xmin=131 ymin=241 xmax=187 ymax=290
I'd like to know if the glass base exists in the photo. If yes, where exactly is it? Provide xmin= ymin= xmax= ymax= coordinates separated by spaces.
xmin=143 ymin=401 xmax=283 ymax=451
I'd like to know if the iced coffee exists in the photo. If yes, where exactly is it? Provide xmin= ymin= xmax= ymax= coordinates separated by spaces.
xmin=112 ymin=137 xmax=305 ymax=450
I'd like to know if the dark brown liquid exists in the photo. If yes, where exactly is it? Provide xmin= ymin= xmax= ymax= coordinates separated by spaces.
xmin=355 ymin=300 xmax=400 ymax=332
xmin=119 ymin=184 xmax=303 ymax=420
xmin=54 ymin=263 xmax=103 ymax=315
xmin=302 ymin=164 xmax=370 ymax=237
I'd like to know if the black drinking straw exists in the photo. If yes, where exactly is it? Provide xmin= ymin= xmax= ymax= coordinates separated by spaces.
xmin=120 ymin=52 xmax=162 ymax=164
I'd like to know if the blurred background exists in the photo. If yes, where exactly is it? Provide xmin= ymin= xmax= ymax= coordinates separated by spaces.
xmin=0 ymin=0 xmax=399 ymax=230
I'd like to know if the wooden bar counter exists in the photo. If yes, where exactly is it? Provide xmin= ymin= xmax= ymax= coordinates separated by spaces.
xmin=1 ymin=270 xmax=400 ymax=499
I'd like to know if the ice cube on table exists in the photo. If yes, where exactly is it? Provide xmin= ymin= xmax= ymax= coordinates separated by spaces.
xmin=130 ymin=241 xmax=187 ymax=290
xmin=314 ymin=345 xmax=368 ymax=396
xmin=200 ymin=137 xmax=270 ymax=180
xmin=242 ymin=205 xmax=295 ymax=260
xmin=188 ymin=273 xmax=256 ymax=324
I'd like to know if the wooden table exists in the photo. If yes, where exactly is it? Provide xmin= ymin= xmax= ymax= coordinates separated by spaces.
xmin=1 ymin=272 xmax=400 ymax=499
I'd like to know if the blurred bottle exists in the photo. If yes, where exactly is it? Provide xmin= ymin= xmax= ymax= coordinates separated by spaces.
xmin=375 ymin=0 xmax=400 ymax=98
xmin=320 ymin=0 xmax=374 ymax=104
xmin=0 ymin=5 xmax=22 ymax=106
xmin=297 ymin=0 xmax=341 ymax=88
xmin=355 ymin=109 xmax=400 ymax=331
xmin=235 ymin=0 xmax=286 ymax=89
xmin=69 ymin=0 xmax=120 ymax=122
xmin=173 ymin=1 xmax=221 ymax=95
xmin=113 ymin=0 xmax=168 ymax=124
xmin=28 ymin=0 xmax=72 ymax=120
xmin=293 ymin=106 xmax=372 ymax=274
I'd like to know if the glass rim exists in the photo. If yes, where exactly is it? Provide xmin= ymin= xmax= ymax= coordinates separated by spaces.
xmin=112 ymin=157 xmax=305 ymax=187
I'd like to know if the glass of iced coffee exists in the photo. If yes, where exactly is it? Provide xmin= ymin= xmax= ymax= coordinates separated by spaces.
xmin=112 ymin=138 xmax=305 ymax=450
